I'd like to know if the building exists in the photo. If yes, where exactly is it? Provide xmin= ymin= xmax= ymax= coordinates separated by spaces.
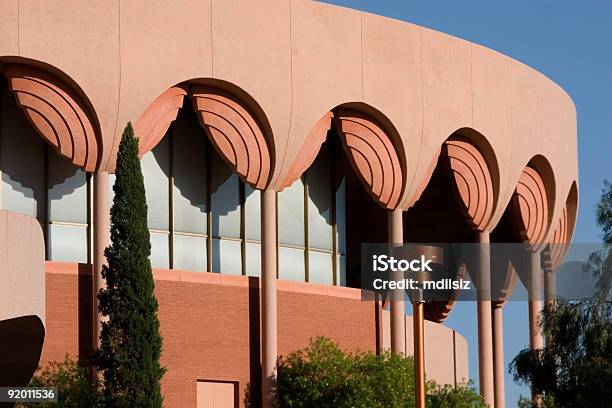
xmin=0 ymin=1 xmax=578 ymax=407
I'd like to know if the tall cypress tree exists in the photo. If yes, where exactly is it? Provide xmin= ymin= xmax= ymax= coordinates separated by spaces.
xmin=94 ymin=123 xmax=165 ymax=407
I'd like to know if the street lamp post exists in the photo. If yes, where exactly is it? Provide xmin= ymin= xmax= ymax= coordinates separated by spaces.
xmin=392 ymin=245 xmax=443 ymax=408
xmin=413 ymin=290 xmax=426 ymax=408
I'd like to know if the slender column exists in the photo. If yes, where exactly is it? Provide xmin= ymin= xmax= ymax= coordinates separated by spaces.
xmin=388 ymin=208 xmax=405 ymax=355
xmin=93 ymin=171 xmax=109 ymax=350
xmin=477 ymin=230 xmax=495 ymax=407
xmin=413 ymin=300 xmax=426 ymax=408
xmin=528 ymin=250 xmax=544 ymax=405
xmin=528 ymin=302 xmax=544 ymax=350
xmin=528 ymin=251 xmax=544 ymax=351
xmin=544 ymin=268 xmax=556 ymax=307
xmin=261 ymin=189 xmax=277 ymax=408
xmin=492 ymin=302 xmax=505 ymax=408
xmin=543 ymin=267 xmax=556 ymax=346
xmin=543 ymin=246 xmax=556 ymax=309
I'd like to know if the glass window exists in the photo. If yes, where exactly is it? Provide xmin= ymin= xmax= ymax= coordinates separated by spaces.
xmin=1 ymin=82 xmax=350 ymax=285
xmin=48 ymin=224 xmax=88 ymax=263
xmin=270 ymin=139 xmax=347 ymax=286
xmin=150 ymin=232 xmax=169 ymax=269
xmin=172 ymin=120 xmax=207 ymax=235
xmin=336 ymin=177 xmax=346 ymax=255
xmin=1 ymin=86 xmax=92 ymax=263
xmin=211 ymin=153 xmax=240 ymax=239
xmin=278 ymin=178 xmax=305 ymax=247
xmin=47 ymin=149 xmax=88 ymax=224
xmin=307 ymin=151 xmax=333 ymax=251
xmin=245 ymin=241 xmax=261 ymax=277
xmin=173 ymin=233 xmax=207 ymax=272
xmin=0 ymin=88 xmax=46 ymax=219
xmin=211 ymin=238 xmax=242 ymax=275
xmin=278 ymin=246 xmax=305 ymax=282
xmin=142 ymin=137 xmax=170 ymax=231
xmin=308 ymin=251 xmax=333 ymax=285
xmin=244 ymin=184 xmax=261 ymax=241
xmin=47 ymin=150 xmax=89 ymax=262
xmin=336 ymin=254 xmax=347 ymax=286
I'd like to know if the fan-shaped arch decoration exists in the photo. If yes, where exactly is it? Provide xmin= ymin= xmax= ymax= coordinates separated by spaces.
xmin=425 ymin=303 xmax=453 ymax=323
xmin=335 ymin=110 xmax=403 ymax=210
xmin=511 ymin=167 xmax=549 ymax=246
xmin=549 ymin=207 xmax=568 ymax=270
xmin=279 ymin=112 xmax=333 ymax=190
xmin=134 ymin=86 xmax=187 ymax=157
xmin=491 ymin=262 xmax=519 ymax=306
xmin=444 ymin=138 xmax=494 ymax=231
xmin=424 ymin=263 xmax=468 ymax=323
xmin=3 ymin=64 xmax=100 ymax=171
xmin=191 ymin=86 xmax=271 ymax=190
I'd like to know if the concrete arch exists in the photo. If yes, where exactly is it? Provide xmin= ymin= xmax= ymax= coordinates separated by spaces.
xmin=134 ymin=79 xmax=275 ymax=190
xmin=510 ymin=156 xmax=557 ymax=250
xmin=280 ymin=103 xmax=406 ymax=210
xmin=549 ymin=181 xmax=578 ymax=270
xmin=0 ymin=58 xmax=102 ymax=172
xmin=407 ymin=129 xmax=500 ymax=323
xmin=491 ymin=262 xmax=519 ymax=306
xmin=442 ymin=128 xmax=500 ymax=232
xmin=280 ymin=111 xmax=333 ymax=191
xmin=565 ymin=181 xmax=578 ymax=242
xmin=134 ymin=86 xmax=187 ymax=157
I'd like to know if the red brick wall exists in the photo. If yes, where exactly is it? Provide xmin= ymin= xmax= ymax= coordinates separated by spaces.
xmin=41 ymin=263 xmax=94 ymax=365
xmin=41 ymin=264 xmax=378 ymax=407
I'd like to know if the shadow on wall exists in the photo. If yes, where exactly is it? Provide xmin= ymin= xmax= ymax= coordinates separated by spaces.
xmin=0 ymin=78 xmax=86 ymax=212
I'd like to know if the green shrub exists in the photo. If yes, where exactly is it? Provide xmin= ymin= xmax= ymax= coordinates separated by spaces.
xmin=517 ymin=395 xmax=558 ymax=408
xmin=17 ymin=356 xmax=102 ymax=408
xmin=427 ymin=382 xmax=486 ymax=408
xmin=276 ymin=336 xmax=485 ymax=408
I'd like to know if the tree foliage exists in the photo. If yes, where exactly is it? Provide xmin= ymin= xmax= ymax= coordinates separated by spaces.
xmin=276 ymin=336 xmax=485 ymax=408
xmin=596 ymin=180 xmax=612 ymax=245
xmin=20 ymin=356 xmax=102 ymax=408
xmin=427 ymin=382 xmax=487 ymax=408
xmin=510 ymin=300 xmax=612 ymax=407
xmin=510 ymin=180 xmax=612 ymax=407
xmin=93 ymin=123 xmax=165 ymax=407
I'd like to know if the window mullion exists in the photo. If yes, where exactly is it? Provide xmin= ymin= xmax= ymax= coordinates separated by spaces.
xmin=44 ymin=143 xmax=49 ymax=260
xmin=303 ymin=173 xmax=309 ymax=283
xmin=331 ymin=144 xmax=338 ymax=286
xmin=206 ymin=138 xmax=213 ymax=272
xmin=168 ymin=128 xmax=175 ymax=269
xmin=239 ymin=179 xmax=246 ymax=276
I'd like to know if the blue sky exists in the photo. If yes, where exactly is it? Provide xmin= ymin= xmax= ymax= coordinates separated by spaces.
xmin=321 ymin=1 xmax=611 ymax=406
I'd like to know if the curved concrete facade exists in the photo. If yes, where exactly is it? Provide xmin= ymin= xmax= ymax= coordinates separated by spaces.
xmin=0 ymin=0 xmax=577 ymax=242
xmin=0 ymin=210 xmax=45 ymax=387
xmin=0 ymin=1 xmax=579 ymax=407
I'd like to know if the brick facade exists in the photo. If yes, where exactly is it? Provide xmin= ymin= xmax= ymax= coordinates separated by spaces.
xmin=41 ymin=263 xmax=377 ymax=407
